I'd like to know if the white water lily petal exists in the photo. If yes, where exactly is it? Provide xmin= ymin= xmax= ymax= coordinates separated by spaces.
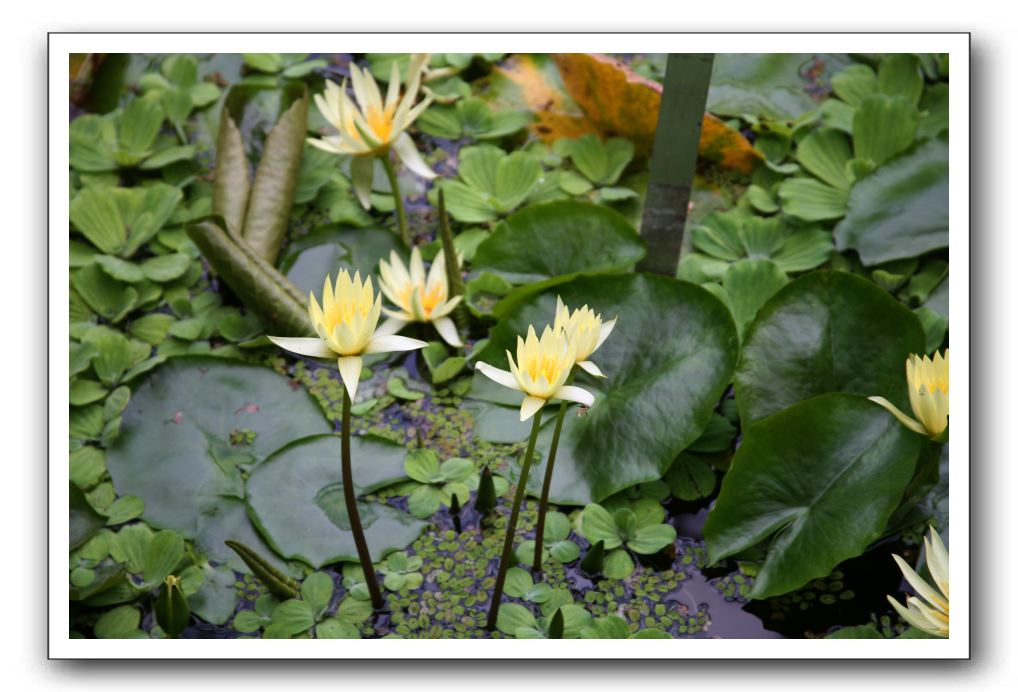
xmin=868 ymin=396 xmax=928 ymax=435
xmin=350 ymin=155 xmax=374 ymax=210
xmin=926 ymin=529 xmax=950 ymax=598
xmin=556 ymin=385 xmax=595 ymax=408
xmin=431 ymin=294 xmax=463 ymax=319
xmin=381 ymin=306 xmax=414 ymax=322
xmin=596 ymin=317 xmax=617 ymax=351
xmin=520 ymin=396 xmax=546 ymax=422
xmin=385 ymin=61 xmax=401 ymax=112
xmin=375 ymin=316 xmax=408 ymax=338
xmin=307 ymin=135 xmax=345 ymax=155
xmin=266 ymin=336 xmax=334 ymax=359
xmin=432 ymin=316 xmax=463 ymax=348
xmin=577 ymin=360 xmax=606 ymax=378
xmin=393 ymin=132 xmax=437 ymax=179
xmin=892 ymin=555 xmax=947 ymax=615
xmin=476 ymin=362 xmax=522 ymax=392
xmin=337 ymin=355 xmax=363 ymax=402
xmin=409 ymin=246 xmax=426 ymax=285
xmin=887 ymin=595 xmax=939 ymax=634
xmin=364 ymin=334 xmax=428 ymax=355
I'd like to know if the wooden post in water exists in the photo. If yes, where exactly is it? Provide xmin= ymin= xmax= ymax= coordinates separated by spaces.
xmin=636 ymin=53 xmax=715 ymax=276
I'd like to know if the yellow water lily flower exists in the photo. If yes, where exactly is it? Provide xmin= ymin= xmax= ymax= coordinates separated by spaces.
xmin=309 ymin=53 xmax=436 ymax=209
xmin=870 ymin=349 xmax=949 ymax=438
xmin=475 ymin=325 xmax=595 ymax=422
xmin=553 ymin=296 xmax=616 ymax=378
xmin=887 ymin=527 xmax=949 ymax=637
xmin=377 ymin=246 xmax=464 ymax=348
xmin=268 ymin=270 xmax=426 ymax=402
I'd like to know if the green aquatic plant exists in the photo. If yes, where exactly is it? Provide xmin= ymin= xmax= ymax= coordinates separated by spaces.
xmin=579 ymin=499 xmax=677 ymax=580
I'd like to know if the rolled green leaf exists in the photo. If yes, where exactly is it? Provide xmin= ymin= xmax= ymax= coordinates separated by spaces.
xmin=186 ymin=221 xmax=310 ymax=336
xmin=474 ymin=465 xmax=497 ymax=514
xmin=213 ymin=111 xmax=251 ymax=238
xmin=242 ymin=89 xmax=309 ymax=264
xmin=580 ymin=539 xmax=605 ymax=576
xmin=225 ymin=540 xmax=300 ymax=600
xmin=548 ymin=608 xmax=565 ymax=639
xmin=154 ymin=575 xmax=190 ymax=638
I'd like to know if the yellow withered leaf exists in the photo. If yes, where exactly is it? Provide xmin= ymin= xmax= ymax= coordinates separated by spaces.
xmin=485 ymin=53 xmax=760 ymax=172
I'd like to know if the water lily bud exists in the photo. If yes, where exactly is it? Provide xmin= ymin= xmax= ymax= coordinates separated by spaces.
xmin=154 ymin=574 xmax=189 ymax=638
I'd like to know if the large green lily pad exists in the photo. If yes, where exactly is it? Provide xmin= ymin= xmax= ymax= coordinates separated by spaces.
xmin=472 ymin=273 xmax=738 ymax=504
xmin=707 ymin=54 xmax=848 ymax=120
xmin=105 ymin=357 xmax=331 ymax=536
xmin=834 ymin=138 xmax=949 ymax=266
xmin=734 ymin=270 xmax=925 ymax=426
xmin=704 ymin=393 xmax=920 ymax=598
xmin=246 ymin=434 xmax=425 ymax=568
xmin=471 ymin=200 xmax=645 ymax=284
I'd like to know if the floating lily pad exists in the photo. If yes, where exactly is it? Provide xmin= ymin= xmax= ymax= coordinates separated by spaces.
xmin=246 ymin=434 xmax=425 ymax=568
xmin=834 ymin=138 xmax=948 ymax=266
xmin=472 ymin=200 xmax=644 ymax=286
xmin=707 ymin=54 xmax=848 ymax=120
xmin=734 ymin=271 xmax=925 ymax=426
xmin=105 ymin=357 xmax=331 ymax=536
xmin=704 ymin=393 xmax=921 ymax=598
xmin=473 ymin=273 xmax=738 ymax=504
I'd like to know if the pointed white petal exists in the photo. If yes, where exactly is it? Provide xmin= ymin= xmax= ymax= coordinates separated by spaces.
xmin=577 ymin=360 xmax=606 ymax=378
xmin=337 ymin=355 xmax=363 ymax=402
xmin=393 ymin=133 xmax=437 ymax=179
xmin=364 ymin=334 xmax=427 ymax=355
xmin=476 ymin=361 xmax=522 ymax=392
xmin=555 ymin=385 xmax=595 ymax=408
xmin=432 ymin=316 xmax=463 ymax=348
xmin=431 ymin=294 xmax=463 ymax=318
xmin=375 ymin=316 xmax=408 ymax=337
xmin=385 ymin=61 xmax=401 ymax=111
xmin=409 ymin=247 xmax=426 ymax=286
xmin=267 ymin=336 xmax=334 ymax=359
xmin=350 ymin=155 xmax=374 ymax=210
xmin=307 ymin=136 xmax=345 ymax=154
xmin=887 ymin=596 xmax=940 ymax=636
xmin=892 ymin=555 xmax=947 ymax=615
xmin=926 ymin=529 xmax=950 ymax=598
xmin=595 ymin=317 xmax=617 ymax=351
xmin=868 ymin=396 xmax=928 ymax=435
xmin=520 ymin=396 xmax=546 ymax=422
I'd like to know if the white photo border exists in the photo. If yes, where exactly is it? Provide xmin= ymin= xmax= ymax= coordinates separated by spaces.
xmin=49 ymin=32 xmax=970 ymax=659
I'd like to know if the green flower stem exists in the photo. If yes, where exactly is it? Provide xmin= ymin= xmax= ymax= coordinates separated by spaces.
xmin=342 ymin=389 xmax=384 ymax=609
xmin=532 ymin=400 xmax=568 ymax=573
xmin=532 ymin=370 xmax=576 ymax=574
xmin=381 ymin=154 xmax=410 ymax=247
xmin=485 ymin=407 xmax=545 ymax=631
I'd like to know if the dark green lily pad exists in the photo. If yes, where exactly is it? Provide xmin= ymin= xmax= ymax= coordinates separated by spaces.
xmin=473 ymin=273 xmax=738 ymax=504
xmin=734 ymin=270 xmax=925 ymax=426
xmin=704 ymin=393 xmax=921 ymax=598
xmin=246 ymin=434 xmax=425 ymax=568
xmin=834 ymin=138 xmax=948 ymax=266
xmin=707 ymin=54 xmax=847 ymax=120
xmin=105 ymin=357 xmax=331 ymax=536
xmin=472 ymin=200 xmax=645 ymax=284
